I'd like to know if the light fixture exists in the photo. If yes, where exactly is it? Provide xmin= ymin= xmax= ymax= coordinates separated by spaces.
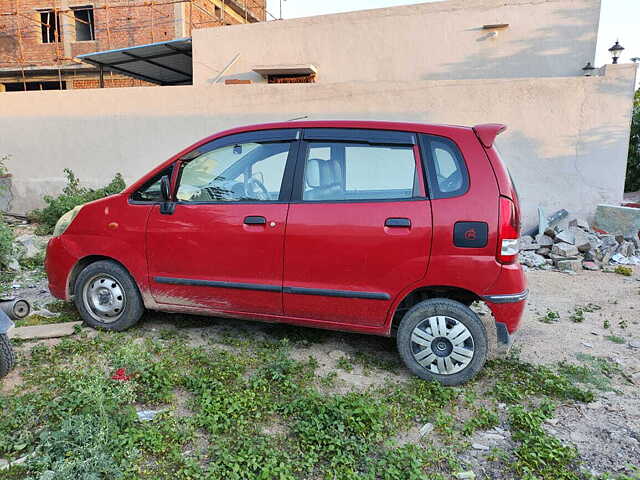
xmin=608 ymin=40 xmax=624 ymax=64
xmin=631 ymin=57 xmax=640 ymax=64
xmin=582 ymin=62 xmax=595 ymax=76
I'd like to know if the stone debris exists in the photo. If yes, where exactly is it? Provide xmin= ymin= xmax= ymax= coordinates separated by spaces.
xmin=455 ymin=472 xmax=476 ymax=480
xmin=419 ymin=422 xmax=434 ymax=437
xmin=471 ymin=443 xmax=490 ymax=451
xmin=519 ymin=214 xmax=640 ymax=272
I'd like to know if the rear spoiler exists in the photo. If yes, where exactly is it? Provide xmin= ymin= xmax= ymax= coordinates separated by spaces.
xmin=473 ymin=124 xmax=507 ymax=148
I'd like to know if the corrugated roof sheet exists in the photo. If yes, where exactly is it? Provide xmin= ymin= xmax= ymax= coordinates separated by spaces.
xmin=76 ymin=38 xmax=192 ymax=86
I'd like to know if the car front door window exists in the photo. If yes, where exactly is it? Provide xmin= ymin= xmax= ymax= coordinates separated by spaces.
xmin=177 ymin=142 xmax=290 ymax=202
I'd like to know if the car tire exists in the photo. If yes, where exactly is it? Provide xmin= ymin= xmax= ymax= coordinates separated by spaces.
xmin=397 ymin=298 xmax=488 ymax=386
xmin=0 ymin=333 xmax=16 ymax=378
xmin=74 ymin=260 xmax=144 ymax=331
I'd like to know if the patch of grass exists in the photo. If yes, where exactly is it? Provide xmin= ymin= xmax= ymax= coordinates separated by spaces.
xmin=14 ymin=314 xmax=61 ymax=328
xmin=539 ymin=309 xmax=560 ymax=323
xmin=569 ymin=303 xmax=600 ymax=323
xmin=488 ymin=351 xmax=594 ymax=404
xmin=557 ymin=354 xmax=622 ymax=392
xmin=462 ymin=406 xmax=500 ymax=436
xmin=45 ymin=300 xmax=82 ymax=322
xmin=508 ymin=403 xmax=581 ymax=480
xmin=336 ymin=355 xmax=353 ymax=372
xmin=614 ymin=266 xmax=633 ymax=276
xmin=605 ymin=334 xmax=626 ymax=344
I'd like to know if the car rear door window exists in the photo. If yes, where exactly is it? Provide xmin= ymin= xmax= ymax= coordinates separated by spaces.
xmin=302 ymin=142 xmax=418 ymax=201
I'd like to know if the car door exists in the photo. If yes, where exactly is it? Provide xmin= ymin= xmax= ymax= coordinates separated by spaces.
xmin=145 ymin=129 xmax=299 ymax=315
xmin=282 ymin=128 xmax=432 ymax=327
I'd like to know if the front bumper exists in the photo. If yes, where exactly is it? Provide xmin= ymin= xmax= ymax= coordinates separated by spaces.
xmin=45 ymin=236 xmax=78 ymax=300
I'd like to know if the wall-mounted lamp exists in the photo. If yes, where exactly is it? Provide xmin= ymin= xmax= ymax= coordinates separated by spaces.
xmin=582 ymin=62 xmax=595 ymax=76
xmin=608 ymin=40 xmax=624 ymax=64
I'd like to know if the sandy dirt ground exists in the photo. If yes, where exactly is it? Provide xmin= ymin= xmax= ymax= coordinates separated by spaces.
xmin=4 ymin=266 xmax=640 ymax=477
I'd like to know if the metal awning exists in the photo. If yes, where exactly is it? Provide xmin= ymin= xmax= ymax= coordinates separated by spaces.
xmin=76 ymin=38 xmax=192 ymax=86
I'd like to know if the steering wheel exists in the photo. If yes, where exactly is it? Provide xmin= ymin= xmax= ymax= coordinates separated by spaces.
xmin=246 ymin=176 xmax=269 ymax=201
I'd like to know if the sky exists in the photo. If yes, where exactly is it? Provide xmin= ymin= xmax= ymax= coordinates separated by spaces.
xmin=266 ymin=0 xmax=640 ymax=70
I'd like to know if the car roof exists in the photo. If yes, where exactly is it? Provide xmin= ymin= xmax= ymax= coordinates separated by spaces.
xmin=213 ymin=120 xmax=473 ymax=138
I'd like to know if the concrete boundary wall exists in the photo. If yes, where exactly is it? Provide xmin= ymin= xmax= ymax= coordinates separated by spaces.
xmin=0 ymin=64 xmax=636 ymax=227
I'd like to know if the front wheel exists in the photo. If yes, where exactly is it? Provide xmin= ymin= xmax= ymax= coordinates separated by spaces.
xmin=74 ymin=260 xmax=144 ymax=331
xmin=0 ymin=334 xmax=16 ymax=378
xmin=397 ymin=298 xmax=488 ymax=386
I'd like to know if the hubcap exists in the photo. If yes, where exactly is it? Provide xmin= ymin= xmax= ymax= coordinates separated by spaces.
xmin=410 ymin=315 xmax=474 ymax=375
xmin=82 ymin=274 xmax=126 ymax=323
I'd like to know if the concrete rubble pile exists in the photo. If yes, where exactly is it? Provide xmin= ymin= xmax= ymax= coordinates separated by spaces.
xmin=518 ymin=217 xmax=640 ymax=272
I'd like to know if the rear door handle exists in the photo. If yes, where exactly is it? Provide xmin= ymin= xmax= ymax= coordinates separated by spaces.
xmin=244 ymin=216 xmax=266 ymax=225
xmin=385 ymin=217 xmax=411 ymax=228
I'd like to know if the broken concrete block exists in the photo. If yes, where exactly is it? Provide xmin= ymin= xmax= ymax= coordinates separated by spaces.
xmin=552 ymin=243 xmax=579 ymax=257
xmin=574 ymin=229 xmax=592 ymax=252
xmin=593 ymin=204 xmax=640 ymax=238
xmin=556 ymin=259 xmax=582 ymax=272
xmin=555 ymin=229 xmax=576 ymax=245
xmin=599 ymin=234 xmax=618 ymax=249
xmin=518 ymin=236 xmax=538 ymax=251
xmin=519 ymin=251 xmax=546 ymax=268
xmin=576 ymin=218 xmax=590 ymax=230
xmin=582 ymin=261 xmax=600 ymax=271
xmin=7 ymin=321 xmax=82 ymax=340
xmin=618 ymin=241 xmax=635 ymax=257
xmin=535 ymin=234 xmax=554 ymax=247
xmin=536 ymin=247 xmax=551 ymax=256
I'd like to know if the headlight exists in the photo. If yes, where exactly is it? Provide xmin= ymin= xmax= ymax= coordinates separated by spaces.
xmin=53 ymin=205 xmax=83 ymax=237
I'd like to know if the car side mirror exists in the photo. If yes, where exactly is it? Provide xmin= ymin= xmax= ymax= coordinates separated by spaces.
xmin=160 ymin=175 xmax=171 ymax=202
xmin=159 ymin=175 xmax=175 ymax=215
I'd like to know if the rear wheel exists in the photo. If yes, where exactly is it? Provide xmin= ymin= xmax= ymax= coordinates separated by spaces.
xmin=74 ymin=260 xmax=144 ymax=331
xmin=397 ymin=298 xmax=487 ymax=386
xmin=0 ymin=334 xmax=16 ymax=378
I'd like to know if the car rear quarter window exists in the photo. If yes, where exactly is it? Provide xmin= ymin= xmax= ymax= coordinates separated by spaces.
xmin=420 ymin=134 xmax=469 ymax=199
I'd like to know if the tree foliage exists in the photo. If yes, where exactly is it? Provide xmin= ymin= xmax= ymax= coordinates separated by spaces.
xmin=625 ymin=89 xmax=640 ymax=192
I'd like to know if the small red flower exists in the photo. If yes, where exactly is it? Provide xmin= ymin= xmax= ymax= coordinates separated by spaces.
xmin=111 ymin=368 xmax=131 ymax=381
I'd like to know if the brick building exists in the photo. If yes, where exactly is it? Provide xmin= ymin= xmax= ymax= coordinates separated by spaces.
xmin=0 ymin=0 xmax=266 ymax=90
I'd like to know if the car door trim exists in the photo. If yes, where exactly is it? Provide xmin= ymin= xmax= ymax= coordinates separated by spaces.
xmin=153 ymin=277 xmax=390 ymax=300
xmin=283 ymin=286 xmax=390 ymax=300
xmin=154 ymin=277 xmax=281 ymax=292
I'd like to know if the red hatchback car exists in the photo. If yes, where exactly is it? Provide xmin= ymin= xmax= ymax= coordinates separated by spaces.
xmin=45 ymin=121 xmax=527 ymax=385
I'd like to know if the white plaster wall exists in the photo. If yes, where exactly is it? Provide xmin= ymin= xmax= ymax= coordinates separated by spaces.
xmin=0 ymin=64 xmax=636 ymax=228
xmin=192 ymin=0 xmax=601 ymax=85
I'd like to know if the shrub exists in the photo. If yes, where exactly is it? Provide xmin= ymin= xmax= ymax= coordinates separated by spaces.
xmin=29 ymin=169 xmax=125 ymax=234
xmin=0 ymin=220 xmax=15 ymax=268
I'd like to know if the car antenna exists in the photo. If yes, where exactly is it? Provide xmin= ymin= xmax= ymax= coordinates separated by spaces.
xmin=287 ymin=115 xmax=308 ymax=121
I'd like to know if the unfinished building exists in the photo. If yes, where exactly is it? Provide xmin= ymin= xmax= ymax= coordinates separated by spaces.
xmin=0 ymin=0 xmax=267 ymax=90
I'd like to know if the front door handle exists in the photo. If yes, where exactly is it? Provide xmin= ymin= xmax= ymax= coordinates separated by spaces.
xmin=385 ymin=217 xmax=411 ymax=228
xmin=244 ymin=216 xmax=266 ymax=225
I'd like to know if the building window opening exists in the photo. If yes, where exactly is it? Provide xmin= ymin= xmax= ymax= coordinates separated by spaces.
xmin=73 ymin=7 xmax=95 ymax=41
xmin=40 ymin=10 xmax=62 ymax=43
xmin=267 ymin=74 xmax=316 ymax=84
xmin=2 ymin=81 xmax=67 ymax=92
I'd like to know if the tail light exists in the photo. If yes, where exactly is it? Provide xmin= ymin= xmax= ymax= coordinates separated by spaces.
xmin=497 ymin=196 xmax=520 ymax=264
